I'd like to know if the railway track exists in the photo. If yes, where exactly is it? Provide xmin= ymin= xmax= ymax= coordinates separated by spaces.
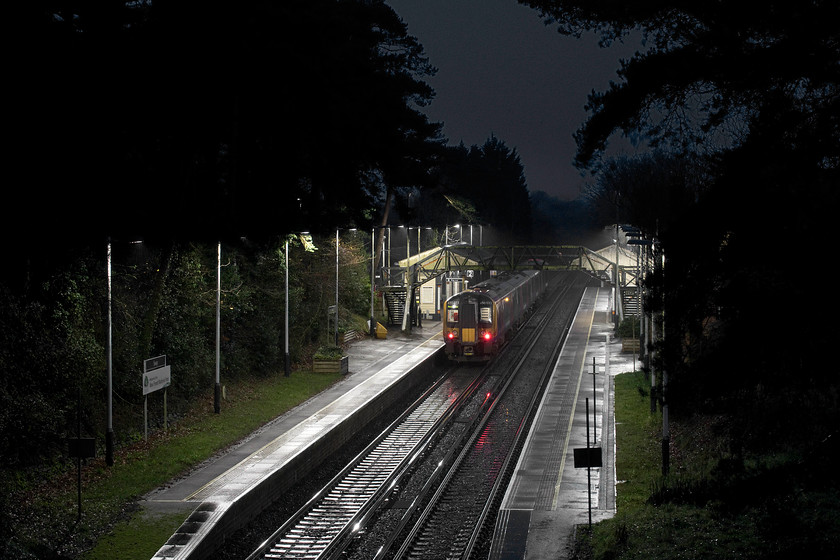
xmin=243 ymin=364 xmax=486 ymax=560
xmin=244 ymin=272 xmax=590 ymax=560
xmin=388 ymin=276 xmax=582 ymax=559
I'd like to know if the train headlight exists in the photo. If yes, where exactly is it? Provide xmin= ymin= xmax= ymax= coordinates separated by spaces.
xmin=482 ymin=331 xmax=492 ymax=341
xmin=447 ymin=331 xmax=458 ymax=340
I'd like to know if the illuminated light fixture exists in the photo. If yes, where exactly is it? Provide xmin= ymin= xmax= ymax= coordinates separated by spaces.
xmin=447 ymin=331 xmax=457 ymax=340
xmin=483 ymin=332 xmax=492 ymax=341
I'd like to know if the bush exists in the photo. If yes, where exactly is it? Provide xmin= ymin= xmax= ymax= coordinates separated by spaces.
xmin=617 ymin=316 xmax=640 ymax=338
xmin=313 ymin=345 xmax=344 ymax=360
xmin=0 ymin=234 xmax=373 ymax=477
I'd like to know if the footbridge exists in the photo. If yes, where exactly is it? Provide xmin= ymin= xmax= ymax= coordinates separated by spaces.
xmin=382 ymin=243 xmax=645 ymax=330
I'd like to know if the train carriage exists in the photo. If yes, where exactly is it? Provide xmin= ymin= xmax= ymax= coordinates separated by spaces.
xmin=443 ymin=270 xmax=545 ymax=361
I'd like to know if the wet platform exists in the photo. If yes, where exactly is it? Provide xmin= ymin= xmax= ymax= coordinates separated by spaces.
xmin=489 ymin=286 xmax=637 ymax=559
xmin=145 ymin=320 xmax=445 ymax=560
xmin=145 ymin=286 xmax=637 ymax=560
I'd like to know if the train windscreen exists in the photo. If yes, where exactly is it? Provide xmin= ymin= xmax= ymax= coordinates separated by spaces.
xmin=460 ymin=297 xmax=477 ymax=328
xmin=446 ymin=299 xmax=459 ymax=326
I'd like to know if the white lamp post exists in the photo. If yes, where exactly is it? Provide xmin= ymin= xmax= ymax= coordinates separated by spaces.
xmin=106 ymin=241 xmax=114 ymax=466
xmin=215 ymin=242 xmax=221 ymax=413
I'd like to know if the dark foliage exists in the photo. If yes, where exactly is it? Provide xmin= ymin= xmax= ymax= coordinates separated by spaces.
xmin=0 ymin=235 xmax=371 ymax=475
xmin=530 ymin=191 xmax=601 ymax=245
xmin=523 ymin=0 xmax=840 ymax=452
xmin=9 ymin=0 xmax=443 ymax=252
xmin=423 ymin=138 xmax=534 ymax=242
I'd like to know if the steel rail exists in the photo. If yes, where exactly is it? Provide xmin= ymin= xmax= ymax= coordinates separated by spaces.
xmin=390 ymin=280 xmax=576 ymax=559
xmin=244 ymin=364 xmax=487 ymax=560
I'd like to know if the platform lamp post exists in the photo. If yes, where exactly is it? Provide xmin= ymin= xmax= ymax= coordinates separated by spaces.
xmin=370 ymin=228 xmax=376 ymax=336
xmin=370 ymin=226 xmax=388 ymax=337
xmin=105 ymin=240 xmax=114 ymax=466
xmin=625 ymin=227 xmax=647 ymax=372
xmin=335 ymin=229 xmax=340 ymax=346
xmin=386 ymin=226 xmax=391 ymax=285
xmin=214 ymin=241 xmax=221 ymax=413
xmin=105 ymin=237 xmax=143 ymax=465
xmin=283 ymin=232 xmax=316 ymax=374
xmin=398 ymin=225 xmax=412 ymax=333
xmin=655 ymin=240 xmax=669 ymax=476
xmin=285 ymin=238 xmax=291 ymax=376
xmin=446 ymin=224 xmax=461 ymax=300
xmin=614 ymin=222 xmax=620 ymax=330
xmin=334 ymin=229 xmax=356 ymax=346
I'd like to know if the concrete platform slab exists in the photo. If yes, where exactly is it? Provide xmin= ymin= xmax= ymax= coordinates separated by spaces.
xmin=490 ymin=287 xmax=638 ymax=560
xmin=144 ymin=321 xmax=443 ymax=560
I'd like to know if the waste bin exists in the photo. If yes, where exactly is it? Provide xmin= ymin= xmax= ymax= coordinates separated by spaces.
xmin=375 ymin=322 xmax=388 ymax=339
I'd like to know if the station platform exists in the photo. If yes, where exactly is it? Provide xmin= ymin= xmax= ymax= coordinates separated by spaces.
xmin=489 ymin=286 xmax=636 ymax=559
xmin=145 ymin=286 xmax=637 ymax=560
xmin=145 ymin=320 xmax=445 ymax=560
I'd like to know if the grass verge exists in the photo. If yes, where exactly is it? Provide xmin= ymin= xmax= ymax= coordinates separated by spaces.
xmin=6 ymin=370 xmax=342 ymax=560
xmin=574 ymin=370 xmax=840 ymax=560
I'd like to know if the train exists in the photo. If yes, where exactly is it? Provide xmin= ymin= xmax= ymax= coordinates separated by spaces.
xmin=443 ymin=270 xmax=547 ymax=361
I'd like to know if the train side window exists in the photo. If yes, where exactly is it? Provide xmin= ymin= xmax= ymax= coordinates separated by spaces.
xmin=479 ymin=304 xmax=492 ymax=324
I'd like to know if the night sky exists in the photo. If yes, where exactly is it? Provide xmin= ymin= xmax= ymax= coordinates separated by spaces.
xmin=385 ymin=0 xmax=640 ymax=201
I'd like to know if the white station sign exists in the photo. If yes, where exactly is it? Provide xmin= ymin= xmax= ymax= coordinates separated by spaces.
xmin=143 ymin=355 xmax=171 ymax=395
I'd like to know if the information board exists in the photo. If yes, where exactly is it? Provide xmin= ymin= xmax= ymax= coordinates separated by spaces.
xmin=143 ymin=362 xmax=170 ymax=395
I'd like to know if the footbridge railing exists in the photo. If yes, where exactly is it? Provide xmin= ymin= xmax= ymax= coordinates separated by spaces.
xmin=384 ymin=244 xmax=642 ymax=329
xmin=394 ymin=244 xmax=620 ymax=286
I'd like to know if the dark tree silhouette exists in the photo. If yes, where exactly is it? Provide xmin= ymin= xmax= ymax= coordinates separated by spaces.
xmin=521 ymin=0 xmax=840 ymax=444
xmin=10 ymin=1 xmax=443 ymax=252
xmin=426 ymin=138 xmax=533 ymax=242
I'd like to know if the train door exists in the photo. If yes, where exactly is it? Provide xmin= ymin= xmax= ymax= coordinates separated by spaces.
xmin=460 ymin=296 xmax=478 ymax=348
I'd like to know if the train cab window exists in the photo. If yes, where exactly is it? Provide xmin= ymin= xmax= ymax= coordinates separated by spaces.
xmin=446 ymin=300 xmax=459 ymax=326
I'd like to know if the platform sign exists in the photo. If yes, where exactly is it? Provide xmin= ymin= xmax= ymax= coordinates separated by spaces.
xmin=574 ymin=446 xmax=603 ymax=468
xmin=68 ymin=437 xmax=96 ymax=459
xmin=143 ymin=365 xmax=171 ymax=395
xmin=143 ymin=356 xmax=170 ymax=439
xmin=143 ymin=355 xmax=170 ymax=395
xmin=144 ymin=355 xmax=166 ymax=372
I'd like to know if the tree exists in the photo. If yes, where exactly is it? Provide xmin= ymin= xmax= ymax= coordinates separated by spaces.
xmin=529 ymin=191 xmax=599 ymax=245
xmin=427 ymin=138 xmax=533 ymax=242
xmin=583 ymin=151 xmax=707 ymax=234
xmin=521 ymin=1 xmax=839 ymax=173
xmin=10 ymin=1 xmax=444 ymax=253
xmin=521 ymin=0 xmax=840 ymax=447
